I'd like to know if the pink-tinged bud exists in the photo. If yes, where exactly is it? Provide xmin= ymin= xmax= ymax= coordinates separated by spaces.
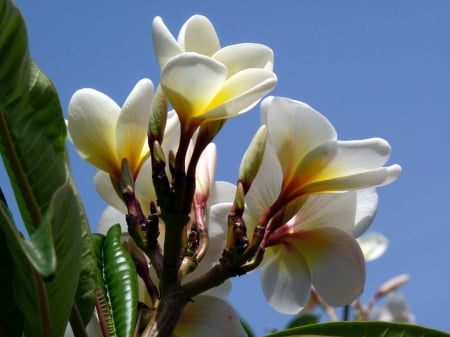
xmin=194 ymin=143 xmax=217 ymax=206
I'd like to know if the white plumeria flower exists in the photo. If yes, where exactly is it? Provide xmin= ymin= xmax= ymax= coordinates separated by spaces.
xmin=68 ymin=78 xmax=154 ymax=180
xmin=368 ymin=292 xmax=415 ymax=323
xmin=152 ymin=15 xmax=277 ymax=134
xmin=245 ymin=187 xmax=379 ymax=314
xmin=357 ymin=232 xmax=388 ymax=262
xmin=242 ymin=96 xmax=401 ymax=314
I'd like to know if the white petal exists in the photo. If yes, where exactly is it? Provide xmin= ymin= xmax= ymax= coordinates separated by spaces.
xmin=297 ymin=227 xmax=365 ymax=306
xmin=244 ymin=145 xmax=282 ymax=229
xmin=68 ymin=88 xmax=120 ymax=174
xmin=200 ymin=68 xmax=277 ymax=120
xmin=208 ymin=181 xmax=236 ymax=207
xmin=161 ymin=53 xmax=227 ymax=120
xmin=98 ymin=205 xmax=127 ymax=234
xmin=357 ymin=232 xmax=388 ymax=261
xmin=259 ymin=246 xmax=312 ymax=314
xmin=174 ymin=296 xmax=247 ymax=337
xmin=352 ymin=188 xmax=379 ymax=237
xmin=213 ymin=43 xmax=274 ymax=76
xmin=178 ymin=15 xmax=220 ymax=56
xmin=195 ymin=143 xmax=217 ymax=203
xmin=262 ymin=96 xmax=337 ymax=173
xmin=116 ymin=79 xmax=153 ymax=175
xmin=134 ymin=158 xmax=157 ymax=216
xmin=152 ymin=16 xmax=183 ymax=68
xmin=94 ymin=171 xmax=127 ymax=213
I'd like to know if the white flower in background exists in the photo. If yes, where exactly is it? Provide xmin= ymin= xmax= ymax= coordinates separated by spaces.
xmin=357 ymin=232 xmax=388 ymax=262
xmin=152 ymin=15 xmax=277 ymax=135
xmin=68 ymin=79 xmax=153 ymax=180
xmin=368 ymin=292 xmax=415 ymax=323
xmin=243 ymin=96 xmax=401 ymax=314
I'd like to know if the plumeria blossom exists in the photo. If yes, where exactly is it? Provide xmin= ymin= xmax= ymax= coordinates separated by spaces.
xmin=368 ymin=292 xmax=415 ymax=323
xmin=68 ymin=78 xmax=154 ymax=180
xmin=243 ymin=96 xmax=401 ymax=314
xmin=357 ymin=232 xmax=389 ymax=262
xmin=152 ymin=15 xmax=277 ymax=136
xmin=245 ymin=188 xmax=379 ymax=314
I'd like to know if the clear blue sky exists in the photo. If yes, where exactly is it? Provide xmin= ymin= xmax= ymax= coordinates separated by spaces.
xmin=3 ymin=1 xmax=450 ymax=336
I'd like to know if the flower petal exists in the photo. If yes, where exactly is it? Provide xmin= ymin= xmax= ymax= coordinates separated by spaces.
xmin=302 ymin=164 xmax=402 ymax=194
xmin=259 ymin=245 xmax=312 ymax=314
xmin=152 ymin=16 xmax=183 ymax=68
xmin=174 ymin=296 xmax=247 ymax=337
xmin=68 ymin=88 xmax=120 ymax=174
xmin=352 ymin=188 xmax=379 ymax=237
xmin=209 ymin=181 xmax=236 ymax=207
xmin=178 ymin=15 xmax=220 ymax=56
xmin=261 ymin=96 xmax=337 ymax=175
xmin=94 ymin=171 xmax=127 ymax=213
xmin=200 ymin=68 xmax=277 ymax=121
xmin=213 ymin=43 xmax=274 ymax=76
xmin=297 ymin=227 xmax=365 ymax=306
xmin=98 ymin=205 xmax=127 ymax=234
xmin=161 ymin=53 xmax=227 ymax=120
xmin=357 ymin=232 xmax=388 ymax=261
xmin=134 ymin=158 xmax=157 ymax=216
xmin=116 ymin=78 xmax=153 ymax=175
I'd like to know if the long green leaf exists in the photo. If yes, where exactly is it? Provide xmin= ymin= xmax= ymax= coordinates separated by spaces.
xmin=0 ymin=0 xmax=96 ymax=324
xmin=3 ymin=185 xmax=81 ymax=337
xmin=264 ymin=321 xmax=450 ymax=337
xmin=0 ymin=191 xmax=24 ymax=337
xmin=94 ymin=225 xmax=139 ymax=337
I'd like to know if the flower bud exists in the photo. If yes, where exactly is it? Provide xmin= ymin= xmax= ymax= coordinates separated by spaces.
xmin=238 ymin=125 xmax=267 ymax=194
xmin=148 ymin=85 xmax=168 ymax=145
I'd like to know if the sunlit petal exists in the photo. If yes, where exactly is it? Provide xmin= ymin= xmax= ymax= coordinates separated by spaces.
xmin=152 ymin=16 xmax=183 ymax=68
xmin=68 ymin=88 xmax=120 ymax=174
xmin=94 ymin=171 xmax=127 ymax=213
xmin=209 ymin=181 xmax=236 ymax=207
xmin=212 ymin=43 xmax=274 ymax=76
xmin=302 ymin=164 xmax=402 ymax=194
xmin=352 ymin=188 xmax=379 ymax=237
xmin=174 ymin=296 xmax=247 ymax=337
xmin=116 ymin=78 xmax=153 ymax=175
xmin=200 ymin=69 xmax=277 ymax=120
xmin=297 ymin=227 xmax=365 ymax=306
xmin=178 ymin=15 xmax=220 ymax=56
xmin=357 ymin=232 xmax=388 ymax=261
xmin=161 ymin=53 xmax=227 ymax=120
xmin=260 ymin=246 xmax=312 ymax=314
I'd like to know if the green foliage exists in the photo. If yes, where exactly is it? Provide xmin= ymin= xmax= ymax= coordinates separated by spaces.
xmin=0 ymin=185 xmax=82 ymax=337
xmin=264 ymin=321 xmax=450 ymax=337
xmin=0 ymin=0 xmax=96 ymax=330
xmin=286 ymin=314 xmax=319 ymax=329
xmin=93 ymin=225 xmax=139 ymax=337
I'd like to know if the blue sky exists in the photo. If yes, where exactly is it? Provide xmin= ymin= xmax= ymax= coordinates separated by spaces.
xmin=3 ymin=0 xmax=450 ymax=336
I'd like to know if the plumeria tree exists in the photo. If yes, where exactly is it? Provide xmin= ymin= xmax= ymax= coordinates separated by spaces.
xmin=0 ymin=1 xmax=447 ymax=337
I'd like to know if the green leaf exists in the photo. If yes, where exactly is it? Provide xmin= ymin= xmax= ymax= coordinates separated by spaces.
xmin=264 ymin=321 xmax=450 ymax=337
xmin=0 ymin=0 xmax=68 ymax=234
xmin=0 ymin=184 xmax=82 ymax=337
xmin=0 ymin=192 xmax=24 ymax=337
xmin=286 ymin=314 xmax=319 ymax=329
xmin=0 ymin=0 xmax=97 ymax=325
xmin=93 ymin=224 xmax=139 ymax=337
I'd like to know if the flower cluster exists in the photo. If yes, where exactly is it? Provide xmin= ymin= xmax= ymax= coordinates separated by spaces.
xmin=67 ymin=14 xmax=401 ymax=337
